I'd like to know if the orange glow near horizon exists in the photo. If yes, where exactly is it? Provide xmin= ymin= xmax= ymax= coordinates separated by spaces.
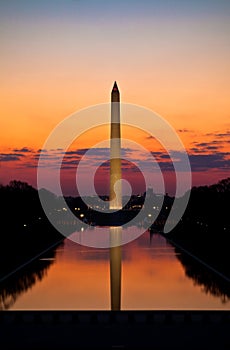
xmin=1 ymin=76 xmax=230 ymax=150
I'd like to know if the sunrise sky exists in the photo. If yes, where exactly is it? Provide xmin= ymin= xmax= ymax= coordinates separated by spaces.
xmin=1 ymin=0 xmax=230 ymax=195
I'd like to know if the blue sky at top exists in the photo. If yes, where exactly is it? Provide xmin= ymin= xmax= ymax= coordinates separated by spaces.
xmin=1 ymin=0 xmax=230 ymax=21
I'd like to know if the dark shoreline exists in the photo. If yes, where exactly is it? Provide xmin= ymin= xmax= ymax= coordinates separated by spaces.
xmin=160 ymin=231 xmax=230 ymax=282
xmin=164 ymin=225 xmax=230 ymax=281
xmin=0 ymin=220 xmax=64 ymax=281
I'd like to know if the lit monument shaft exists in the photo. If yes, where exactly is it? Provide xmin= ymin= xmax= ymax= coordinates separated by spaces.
xmin=109 ymin=82 xmax=122 ymax=310
xmin=110 ymin=81 xmax=122 ymax=209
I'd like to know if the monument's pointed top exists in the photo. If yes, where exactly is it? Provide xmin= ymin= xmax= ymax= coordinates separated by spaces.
xmin=112 ymin=81 xmax=119 ymax=92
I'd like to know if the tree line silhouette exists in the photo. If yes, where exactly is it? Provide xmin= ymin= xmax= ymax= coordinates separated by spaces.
xmin=0 ymin=181 xmax=62 ymax=278
xmin=169 ymin=177 xmax=230 ymax=279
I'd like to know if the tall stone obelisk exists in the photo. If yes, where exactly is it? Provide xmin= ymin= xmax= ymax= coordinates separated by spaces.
xmin=110 ymin=81 xmax=122 ymax=209
xmin=109 ymin=82 xmax=122 ymax=310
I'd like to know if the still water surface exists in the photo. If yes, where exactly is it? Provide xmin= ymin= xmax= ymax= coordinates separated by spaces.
xmin=1 ymin=226 xmax=229 ymax=310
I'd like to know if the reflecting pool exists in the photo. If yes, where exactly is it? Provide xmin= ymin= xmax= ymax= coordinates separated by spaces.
xmin=1 ymin=226 xmax=229 ymax=310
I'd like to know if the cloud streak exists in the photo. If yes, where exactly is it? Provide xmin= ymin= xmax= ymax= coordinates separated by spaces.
xmin=13 ymin=147 xmax=33 ymax=153
xmin=0 ymin=153 xmax=25 ymax=162
xmin=1 ymin=145 xmax=230 ymax=175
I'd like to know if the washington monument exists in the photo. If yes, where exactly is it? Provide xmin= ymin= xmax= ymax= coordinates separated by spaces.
xmin=109 ymin=82 xmax=122 ymax=310
xmin=109 ymin=81 xmax=122 ymax=209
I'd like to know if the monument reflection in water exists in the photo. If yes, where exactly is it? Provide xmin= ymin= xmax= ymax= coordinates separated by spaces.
xmin=110 ymin=227 xmax=122 ymax=310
